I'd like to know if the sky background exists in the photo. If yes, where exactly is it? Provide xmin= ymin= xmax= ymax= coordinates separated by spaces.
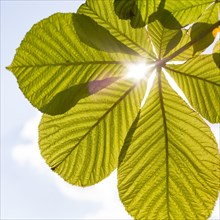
xmin=1 ymin=1 xmax=219 ymax=219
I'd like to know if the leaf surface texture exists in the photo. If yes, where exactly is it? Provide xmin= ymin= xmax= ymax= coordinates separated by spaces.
xmin=39 ymin=79 xmax=146 ymax=186
xmin=8 ymin=13 xmax=141 ymax=115
xmin=118 ymin=73 xmax=220 ymax=220
xmin=166 ymin=55 xmax=220 ymax=123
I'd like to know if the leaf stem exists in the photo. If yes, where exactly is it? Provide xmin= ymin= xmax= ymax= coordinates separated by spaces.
xmin=155 ymin=20 xmax=220 ymax=67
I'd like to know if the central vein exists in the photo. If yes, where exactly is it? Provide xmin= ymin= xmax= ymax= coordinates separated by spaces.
xmin=158 ymin=70 xmax=170 ymax=219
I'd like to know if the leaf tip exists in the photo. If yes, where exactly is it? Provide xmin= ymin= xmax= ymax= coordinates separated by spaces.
xmin=6 ymin=65 xmax=12 ymax=71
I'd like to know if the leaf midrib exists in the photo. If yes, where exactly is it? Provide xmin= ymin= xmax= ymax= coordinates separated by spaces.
xmin=164 ymin=66 xmax=220 ymax=86
xmin=51 ymin=83 xmax=137 ymax=170
xmin=8 ymin=61 xmax=125 ymax=69
xmin=158 ymin=71 xmax=170 ymax=220
xmin=170 ymin=1 xmax=213 ymax=14
xmin=159 ymin=24 xmax=166 ymax=59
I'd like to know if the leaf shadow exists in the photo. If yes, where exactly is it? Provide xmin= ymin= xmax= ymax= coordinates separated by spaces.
xmin=114 ymin=0 xmax=146 ymax=28
xmin=72 ymin=13 xmax=138 ymax=56
xmin=118 ymin=111 xmax=140 ymax=166
xmin=190 ymin=22 xmax=215 ymax=54
xmin=42 ymin=77 xmax=119 ymax=115
xmin=163 ymin=30 xmax=183 ymax=57
xmin=114 ymin=0 xmax=182 ymax=29
xmin=213 ymin=53 xmax=220 ymax=68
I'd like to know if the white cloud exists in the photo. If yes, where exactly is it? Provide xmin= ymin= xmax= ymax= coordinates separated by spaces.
xmin=11 ymin=114 xmax=220 ymax=219
xmin=54 ymin=171 xmax=132 ymax=219
xmin=11 ymin=113 xmax=45 ymax=171
xmin=11 ymin=113 xmax=131 ymax=219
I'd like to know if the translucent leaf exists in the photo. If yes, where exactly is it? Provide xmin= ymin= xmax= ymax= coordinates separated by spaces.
xmin=213 ymin=39 xmax=220 ymax=53
xmin=164 ymin=29 xmax=194 ymax=61
xmin=114 ymin=0 xmax=213 ymax=28
xmin=39 ymin=79 xmax=147 ymax=186
xmin=164 ymin=0 xmax=215 ymax=27
xmin=118 ymin=73 xmax=220 ymax=220
xmin=166 ymin=55 xmax=220 ymax=123
xmin=190 ymin=3 xmax=219 ymax=54
xmin=148 ymin=19 xmax=181 ymax=58
xmin=191 ymin=23 xmax=215 ymax=54
xmin=114 ymin=0 xmax=160 ymax=28
xmin=7 ymin=13 xmax=141 ymax=115
xmin=73 ymin=13 xmax=137 ymax=55
xmin=78 ymin=0 xmax=155 ymax=58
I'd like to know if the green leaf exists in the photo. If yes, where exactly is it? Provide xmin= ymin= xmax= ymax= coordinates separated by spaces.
xmin=164 ymin=0 xmax=214 ymax=27
xmin=114 ymin=0 xmax=160 ymax=28
xmin=148 ymin=2 xmax=219 ymax=60
xmin=191 ymin=23 xmax=215 ymax=54
xmin=198 ymin=2 xmax=219 ymax=25
xmin=190 ymin=3 xmax=219 ymax=54
xmin=41 ymin=77 xmax=119 ymax=115
xmin=78 ymin=0 xmax=155 ymax=58
xmin=7 ymin=13 xmax=140 ymax=115
xmin=73 ymin=13 xmax=138 ymax=55
xmin=114 ymin=0 xmax=213 ymax=28
xmin=148 ymin=19 xmax=181 ymax=58
xmin=213 ymin=39 xmax=220 ymax=53
xmin=213 ymin=39 xmax=220 ymax=68
xmin=39 ymin=79 xmax=147 ymax=186
xmin=164 ymin=29 xmax=194 ymax=61
xmin=118 ymin=72 xmax=220 ymax=220
xmin=165 ymin=55 xmax=220 ymax=123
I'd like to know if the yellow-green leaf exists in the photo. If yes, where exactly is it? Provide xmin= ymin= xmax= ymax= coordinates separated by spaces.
xmin=114 ymin=0 xmax=214 ymax=28
xmin=7 ymin=13 xmax=141 ymax=115
xmin=118 ymin=72 xmax=220 ymax=220
xmin=39 ymin=79 xmax=146 ymax=186
xmin=78 ymin=0 xmax=155 ymax=58
xmin=166 ymin=55 xmax=220 ymax=123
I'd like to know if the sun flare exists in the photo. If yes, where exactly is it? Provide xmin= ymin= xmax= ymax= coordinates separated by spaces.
xmin=126 ymin=62 xmax=153 ymax=80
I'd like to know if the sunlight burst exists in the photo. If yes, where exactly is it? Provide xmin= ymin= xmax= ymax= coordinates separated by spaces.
xmin=126 ymin=62 xmax=153 ymax=81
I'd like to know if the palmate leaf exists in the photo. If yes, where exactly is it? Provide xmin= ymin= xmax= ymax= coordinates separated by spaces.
xmin=118 ymin=72 xmax=220 ymax=220
xmin=39 ymin=79 xmax=147 ymax=186
xmin=165 ymin=55 xmax=220 ymax=123
xmin=7 ymin=12 xmax=144 ymax=115
xmin=7 ymin=0 xmax=220 ymax=219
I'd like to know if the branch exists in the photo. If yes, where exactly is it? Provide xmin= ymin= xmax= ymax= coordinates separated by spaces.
xmin=155 ymin=20 xmax=220 ymax=67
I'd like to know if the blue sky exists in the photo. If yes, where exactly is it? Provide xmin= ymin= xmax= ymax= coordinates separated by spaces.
xmin=1 ymin=1 xmax=219 ymax=219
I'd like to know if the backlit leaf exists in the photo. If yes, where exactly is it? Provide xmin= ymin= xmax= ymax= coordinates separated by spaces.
xmin=165 ymin=55 xmax=220 ymax=123
xmin=148 ymin=19 xmax=181 ymax=58
xmin=114 ymin=0 xmax=214 ymax=28
xmin=118 ymin=72 xmax=220 ymax=219
xmin=114 ymin=0 xmax=160 ymax=28
xmin=7 ymin=13 xmax=141 ymax=115
xmin=78 ymin=0 xmax=155 ymax=58
xmin=190 ymin=3 xmax=219 ymax=54
xmin=164 ymin=29 xmax=194 ymax=61
xmin=73 ymin=13 xmax=137 ymax=55
xmin=39 ymin=79 xmax=147 ymax=186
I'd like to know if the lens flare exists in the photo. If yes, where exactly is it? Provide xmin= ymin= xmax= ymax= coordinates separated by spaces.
xmin=126 ymin=62 xmax=153 ymax=81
